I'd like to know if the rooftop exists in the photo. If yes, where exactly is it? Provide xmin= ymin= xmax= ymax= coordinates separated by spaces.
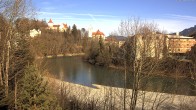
xmin=63 ymin=23 xmax=68 ymax=28
xmin=48 ymin=18 xmax=53 ymax=23
xmin=92 ymin=30 xmax=105 ymax=36
xmin=167 ymin=35 xmax=194 ymax=39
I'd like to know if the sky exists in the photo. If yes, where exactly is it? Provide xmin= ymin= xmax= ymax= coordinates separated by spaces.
xmin=32 ymin=0 xmax=196 ymax=36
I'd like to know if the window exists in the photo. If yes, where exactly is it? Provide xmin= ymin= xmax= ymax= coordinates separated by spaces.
xmin=169 ymin=49 xmax=171 ymax=51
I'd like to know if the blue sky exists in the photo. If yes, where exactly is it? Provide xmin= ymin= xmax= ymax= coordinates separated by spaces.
xmin=33 ymin=0 xmax=196 ymax=36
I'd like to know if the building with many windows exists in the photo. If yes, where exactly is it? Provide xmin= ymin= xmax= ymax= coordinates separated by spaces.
xmin=167 ymin=33 xmax=196 ymax=54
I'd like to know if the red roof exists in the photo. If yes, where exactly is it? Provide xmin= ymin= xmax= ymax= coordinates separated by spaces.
xmin=63 ymin=23 xmax=67 ymax=28
xmin=92 ymin=30 xmax=104 ymax=36
xmin=48 ymin=18 xmax=53 ymax=23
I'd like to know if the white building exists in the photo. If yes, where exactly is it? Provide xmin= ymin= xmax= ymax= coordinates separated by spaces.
xmin=88 ymin=25 xmax=93 ymax=37
xmin=47 ymin=18 xmax=68 ymax=32
xmin=30 ymin=29 xmax=41 ymax=37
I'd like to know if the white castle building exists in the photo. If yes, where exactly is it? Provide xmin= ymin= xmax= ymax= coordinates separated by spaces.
xmin=47 ymin=18 xmax=68 ymax=32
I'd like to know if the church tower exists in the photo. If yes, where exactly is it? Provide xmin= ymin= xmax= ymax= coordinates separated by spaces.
xmin=48 ymin=18 xmax=54 ymax=28
xmin=88 ymin=25 xmax=93 ymax=37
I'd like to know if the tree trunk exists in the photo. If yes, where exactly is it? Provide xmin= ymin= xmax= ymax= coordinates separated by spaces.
xmin=123 ymin=48 xmax=127 ymax=110
xmin=0 ymin=63 xmax=3 ymax=86
xmin=5 ymin=40 xmax=10 ymax=97
xmin=0 ymin=32 xmax=5 ymax=86
xmin=34 ymin=94 xmax=37 ymax=109
xmin=14 ymin=76 xmax=17 ymax=109
xmin=1 ymin=46 xmax=5 ymax=86
xmin=130 ymin=36 xmax=140 ymax=110
xmin=0 ymin=32 xmax=2 ymax=86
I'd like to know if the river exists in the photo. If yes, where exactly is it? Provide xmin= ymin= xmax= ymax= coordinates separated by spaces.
xmin=41 ymin=56 xmax=196 ymax=96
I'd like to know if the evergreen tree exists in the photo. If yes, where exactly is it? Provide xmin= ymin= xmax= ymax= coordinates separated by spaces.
xmin=188 ymin=44 xmax=196 ymax=63
xmin=17 ymin=65 xmax=60 ymax=110
xmin=187 ymin=44 xmax=196 ymax=79
xmin=71 ymin=24 xmax=78 ymax=43
xmin=99 ymin=37 xmax=105 ymax=53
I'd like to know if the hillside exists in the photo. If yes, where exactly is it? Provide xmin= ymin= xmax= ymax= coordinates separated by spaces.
xmin=106 ymin=35 xmax=127 ymax=41
xmin=180 ymin=25 xmax=196 ymax=38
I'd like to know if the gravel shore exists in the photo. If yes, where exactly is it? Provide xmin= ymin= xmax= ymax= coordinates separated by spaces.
xmin=45 ymin=77 xmax=196 ymax=110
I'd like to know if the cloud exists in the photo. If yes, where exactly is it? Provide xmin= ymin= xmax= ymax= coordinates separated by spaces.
xmin=38 ymin=11 xmax=120 ymax=18
xmin=38 ymin=11 xmax=62 ymax=15
xmin=62 ymin=13 xmax=119 ymax=18
xmin=42 ymin=7 xmax=56 ymax=11
xmin=165 ymin=14 xmax=196 ymax=21
xmin=153 ymin=19 xmax=183 ymax=32
xmin=63 ymin=4 xmax=78 ymax=8
xmin=41 ymin=1 xmax=50 ymax=5
xmin=144 ymin=14 xmax=196 ymax=33
xmin=38 ymin=11 xmax=121 ymax=23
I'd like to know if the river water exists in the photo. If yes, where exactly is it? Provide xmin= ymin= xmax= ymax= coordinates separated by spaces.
xmin=41 ymin=56 xmax=196 ymax=96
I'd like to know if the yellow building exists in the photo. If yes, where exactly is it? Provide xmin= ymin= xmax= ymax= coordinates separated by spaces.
xmin=92 ymin=30 xmax=105 ymax=40
xmin=135 ymin=33 xmax=165 ymax=59
xmin=167 ymin=34 xmax=196 ymax=53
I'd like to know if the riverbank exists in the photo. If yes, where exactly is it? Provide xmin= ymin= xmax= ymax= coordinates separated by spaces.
xmin=45 ymin=76 xmax=196 ymax=110
xmin=36 ymin=53 xmax=85 ymax=59
xmin=85 ymin=59 xmax=191 ymax=79
xmin=38 ymin=55 xmax=193 ymax=80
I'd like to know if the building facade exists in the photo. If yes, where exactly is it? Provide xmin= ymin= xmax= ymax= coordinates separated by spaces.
xmin=167 ymin=34 xmax=196 ymax=54
xmin=105 ymin=36 xmax=126 ymax=47
xmin=134 ymin=33 xmax=166 ymax=59
xmin=47 ymin=18 xmax=67 ymax=32
xmin=92 ymin=30 xmax=105 ymax=40
xmin=30 ymin=29 xmax=41 ymax=37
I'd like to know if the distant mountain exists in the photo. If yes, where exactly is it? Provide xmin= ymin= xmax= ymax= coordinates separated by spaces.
xmin=180 ymin=25 xmax=196 ymax=38
xmin=189 ymin=31 xmax=196 ymax=39
xmin=106 ymin=36 xmax=127 ymax=41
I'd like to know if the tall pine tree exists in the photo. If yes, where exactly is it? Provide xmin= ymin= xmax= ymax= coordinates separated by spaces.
xmin=17 ymin=65 xmax=60 ymax=110
xmin=71 ymin=24 xmax=78 ymax=43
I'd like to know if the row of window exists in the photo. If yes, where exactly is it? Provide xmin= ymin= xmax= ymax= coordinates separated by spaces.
xmin=169 ymin=43 xmax=195 ymax=47
xmin=169 ymin=39 xmax=196 ymax=41
xmin=169 ymin=48 xmax=191 ymax=52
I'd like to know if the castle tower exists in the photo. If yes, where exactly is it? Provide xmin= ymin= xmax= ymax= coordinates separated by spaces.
xmin=48 ymin=18 xmax=54 ymax=28
xmin=88 ymin=25 xmax=93 ymax=37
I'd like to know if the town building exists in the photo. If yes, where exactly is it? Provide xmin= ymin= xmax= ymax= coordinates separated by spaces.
xmin=135 ymin=33 xmax=166 ymax=59
xmin=167 ymin=33 xmax=196 ymax=54
xmin=30 ymin=29 xmax=41 ymax=37
xmin=105 ymin=36 xmax=126 ymax=47
xmin=47 ymin=18 xmax=68 ymax=32
xmin=92 ymin=30 xmax=105 ymax=40
xmin=88 ymin=25 xmax=93 ymax=38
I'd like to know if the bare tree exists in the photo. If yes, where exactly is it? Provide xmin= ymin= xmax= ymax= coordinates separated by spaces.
xmin=118 ymin=17 xmax=165 ymax=109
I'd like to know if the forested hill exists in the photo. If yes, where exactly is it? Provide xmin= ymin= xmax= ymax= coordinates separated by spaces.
xmin=180 ymin=25 xmax=196 ymax=38
xmin=169 ymin=25 xmax=196 ymax=39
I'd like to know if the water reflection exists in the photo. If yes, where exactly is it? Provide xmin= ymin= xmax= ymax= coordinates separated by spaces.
xmin=42 ymin=56 xmax=196 ymax=96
